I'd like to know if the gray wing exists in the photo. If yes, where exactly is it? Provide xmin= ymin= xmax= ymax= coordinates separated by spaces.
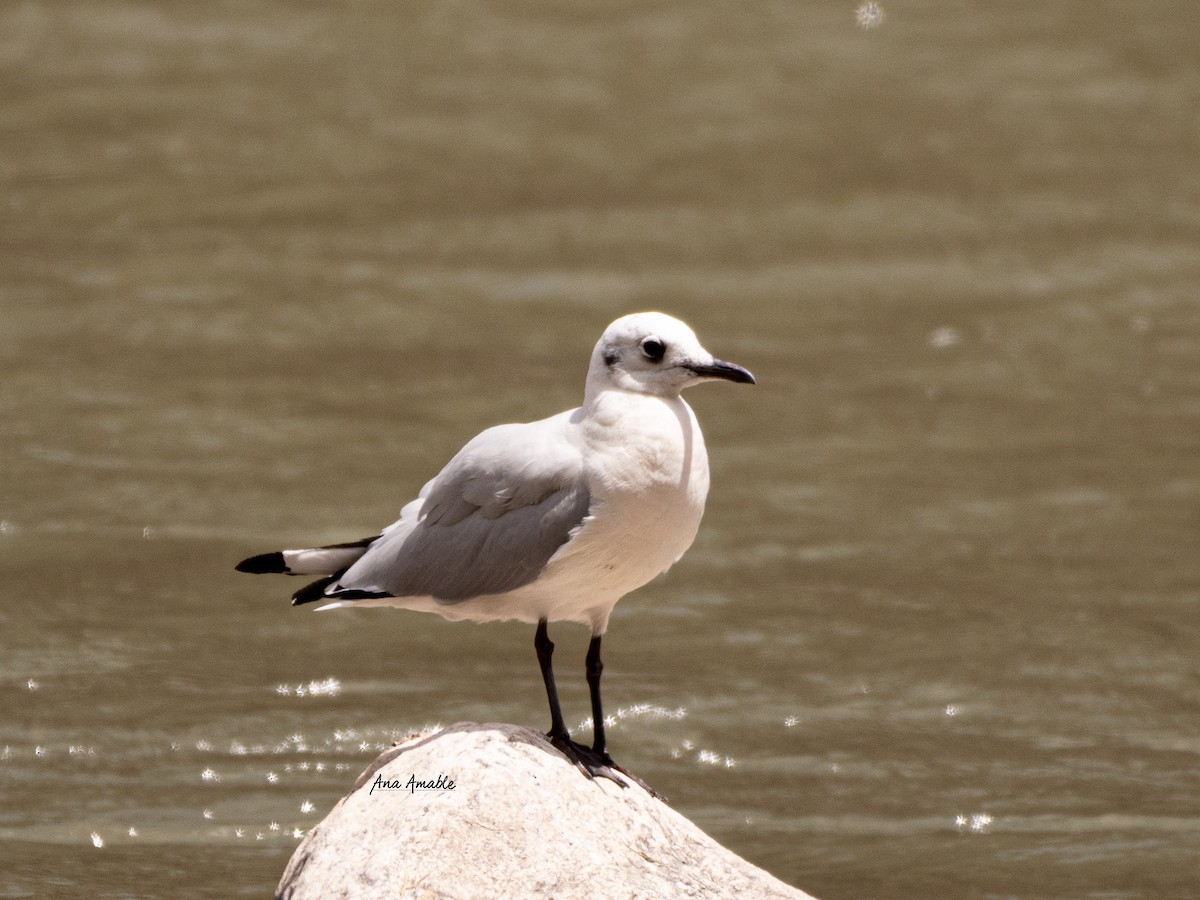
xmin=331 ymin=412 xmax=589 ymax=602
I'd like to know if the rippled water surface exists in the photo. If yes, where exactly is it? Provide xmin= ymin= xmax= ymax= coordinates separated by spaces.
xmin=3 ymin=2 xmax=1199 ymax=898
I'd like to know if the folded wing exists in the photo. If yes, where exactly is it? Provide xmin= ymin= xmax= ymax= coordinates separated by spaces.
xmin=323 ymin=412 xmax=590 ymax=604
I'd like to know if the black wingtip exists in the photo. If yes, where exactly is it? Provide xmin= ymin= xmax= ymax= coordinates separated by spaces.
xmin=236 ymin=551 xmax=288 ymax=574
xmin=291 ymin=574 xmax=339 ymax=606
xmin=291 ymin=580 xmax=396 ymax=606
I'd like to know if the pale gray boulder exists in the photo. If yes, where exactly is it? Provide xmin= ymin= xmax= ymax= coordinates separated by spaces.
xmin=277 ymin=722 xmax=816 ymax=900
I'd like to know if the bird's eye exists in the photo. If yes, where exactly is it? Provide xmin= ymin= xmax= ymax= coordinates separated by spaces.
xmin=641 ymin=338 xmax=666 ymax=362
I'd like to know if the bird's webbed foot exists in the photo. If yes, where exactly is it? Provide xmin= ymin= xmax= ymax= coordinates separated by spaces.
xmin=545 ymin=731 xmax=663 ymax=800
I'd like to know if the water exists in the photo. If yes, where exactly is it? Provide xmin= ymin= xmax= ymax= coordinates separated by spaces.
xmin=3 ymin=1 xmax=1199 ymax=897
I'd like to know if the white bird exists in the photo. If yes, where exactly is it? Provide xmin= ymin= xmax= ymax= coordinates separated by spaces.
xmin=237 ymin=312 xmax=755 ymax=788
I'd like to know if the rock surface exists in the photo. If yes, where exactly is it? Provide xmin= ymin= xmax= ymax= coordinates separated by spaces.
xmin=277 ymin=722 xmax=816 ymax=899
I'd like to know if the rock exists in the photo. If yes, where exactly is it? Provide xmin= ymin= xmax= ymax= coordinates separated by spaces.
xmin=277 ymin=722 xmax=816 ymax=900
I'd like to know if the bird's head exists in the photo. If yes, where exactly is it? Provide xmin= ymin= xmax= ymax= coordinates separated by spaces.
xmin=586 ymin=312 xmax=755 ymax=400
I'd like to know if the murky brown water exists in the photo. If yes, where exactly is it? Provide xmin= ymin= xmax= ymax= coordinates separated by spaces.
xmin=4 ymin=1 xmax=1199 ymax=897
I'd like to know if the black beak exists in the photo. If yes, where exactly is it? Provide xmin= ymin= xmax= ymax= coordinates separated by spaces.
xmin=688 ymin=358 xmax=756 ymax=385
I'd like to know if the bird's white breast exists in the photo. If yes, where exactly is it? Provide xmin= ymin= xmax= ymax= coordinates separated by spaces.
xmin=532 ymin=391 xmax=710 ymax=625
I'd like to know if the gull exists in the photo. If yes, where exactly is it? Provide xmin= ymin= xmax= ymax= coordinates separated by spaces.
xmin=236 ymin=312 xmax=755 ymax=789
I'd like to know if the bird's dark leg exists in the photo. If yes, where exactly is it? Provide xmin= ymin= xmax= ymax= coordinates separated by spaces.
xmin=535 ymin=618 xmax=570 ymax=743
xmin=585 ymin=631 xmax=661 ymax=798
xmin=532 ymin=620 xmax=662 ymax=799
xmin=585 ymin=634 xmax=607 ymax=758
xmin=533 ymin=619 xmax=629 ymax=791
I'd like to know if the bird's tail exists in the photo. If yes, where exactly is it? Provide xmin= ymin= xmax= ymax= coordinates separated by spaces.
xmin=235 ymin=536 xmax=379 ymax=606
